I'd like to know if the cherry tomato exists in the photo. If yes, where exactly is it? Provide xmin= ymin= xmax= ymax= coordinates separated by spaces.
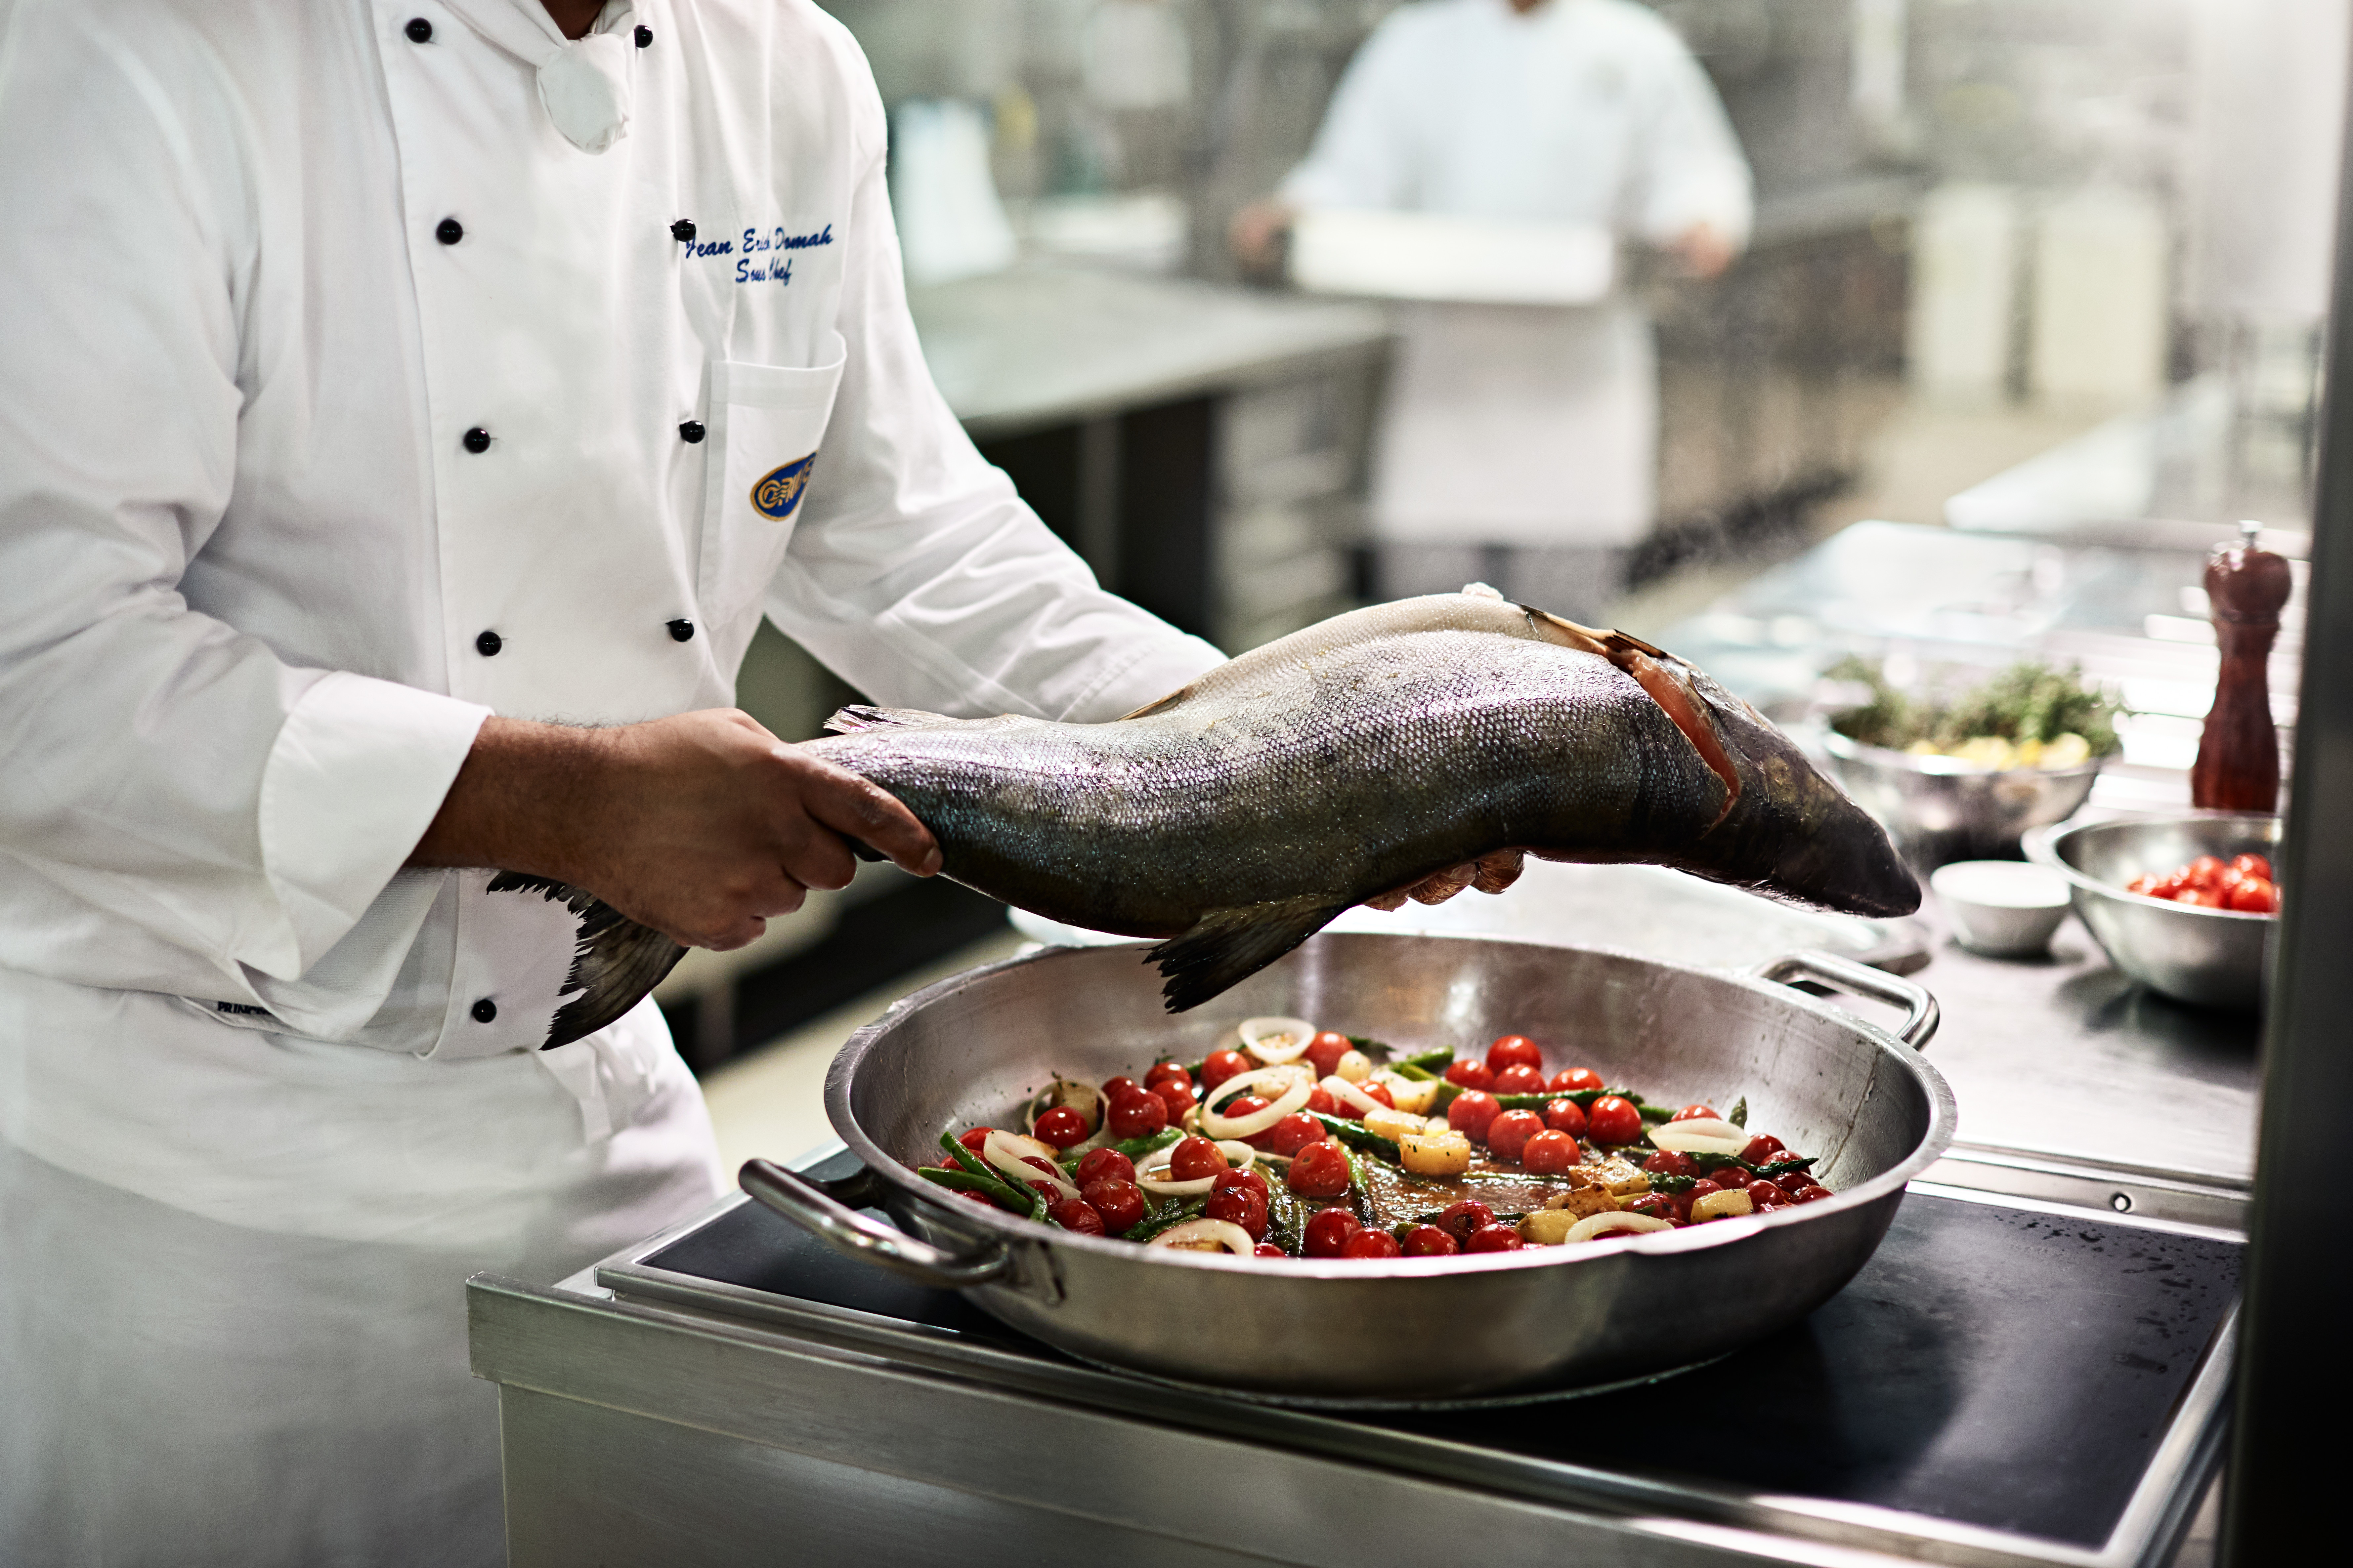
xmin=1107 ymin=1091 xmax=1168 ymax=1139
xmin=1739 ymin=1134 xmax=1785 ymax=1164
xmin=2231 ymin=853 xmax=2274 ymax=882
xmin=2227 ymin=876 xmax=2279 ymax=914
xmin=1254 ymin=1242 xmax=1289 ymax=1258
xmin=1493 ymin=1064 xmax=1547 ymax=1096
xmin=1169 ymin=1135 xmax=1228 ymax=1182
xmin=2186 ymin=855 xmax=2226 ymax=890
xmin=1102 ymin=1076 xmax=1142 ymax=1102
xmin=1305 ymin=1085 xmax=1340 ymax=1116
xmin=1624 ymin=1193 xmax=1675 ymax=1222
xmin=1487 ymin=1109 xmax=1546 ymax=1162
xmin=1521 ymin=1129 xmax=1580 ymax=1175
xmin=1081 ymin=1177 xmax=1145 ymax=1233
xmin=1303 ymin=1206 xmax=1361 ymax=1257
xmin=2125 ymin=874 xmax=2159 ymax=896
xmin=957 ymin=1128 xmax=996 ymax=1154
xmin=1144 ymin=1060 xmax=1189 ymax=1088
xmin=1358 ymin=1081 xmax=1396 ymax=1111
xmin=1444 ymin=1059 xmax=1496 ymax=1091
xmin=1435 ymin=1200 xmax=1495 ymax=1241
xmin=1676 ymin=1178 xmax=1725 ymax=1221
xmin=954 ymin=1188 xmax=1001 ymax=1208
xmin=1257 ymin=1112 xmax=1322 ymax=1157
xmin=1032 ymin=1106 xmax=1091 ymax=1149
xmin=1792 ymin=1186 xmax=1832 ymax=1204
xmin=1486 ymin=1035 xmax=1544 ymax=1074
xmin=1305 ymin=1031 xmax=1353 ymax=1080
xmin=1204 ymin=1180 xmax=1270 ymax=1240
xmin=1710 ymin=1163 xmax=1752 ymax=1188
xmin=1550 ymin=1067 xmax=1605 ymax=1094
xmin=1391 ymin=1225 xmax=1452 ymax=1258
xmin=1669 ymin=1103 xmax=1720 ymax=1123
xmin=1048 ymin=1197 xmax=1106 ymax=1234
xmin=1200 ymin=1050 xmax=1252 ymax=1091
xmin=1586 ymin=1095 xmax=1642 ymax=1145
xmin=1221 ymin=1166 xmax=1270 ymax=1199
xmin=1447 ymin=1090 xmax=1502 ymax=1142
xmin=1464 ymin=1223 xmax=1523 ymax=1254
xmin=1223 ymin=1093 xmax=1269 ymax=1129
xmin=1343 ymin=1228 xmax=1403 ymax=1259
xmin=2175 ymin=887 xmax=2225 ymax=908
xmin=1152 ymin=1079 xmax=1196 ymax=1121
xmin=1747 ymin=1181 xmax=1791 ymax=1210
xmin=1544 ymin=1098 xmax=1589 ymax=1138
xmin=1287 ymin=1140 xmax=1353 ymax=1197
xmin=1643 ymin=1149 xmax=1697 ymax=1179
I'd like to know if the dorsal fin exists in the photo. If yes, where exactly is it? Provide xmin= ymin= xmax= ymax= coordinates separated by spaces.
xmin=824 ymin=704 xmax=958 ymax=734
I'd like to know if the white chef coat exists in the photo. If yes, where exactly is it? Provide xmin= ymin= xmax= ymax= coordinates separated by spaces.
xmin=0 ymin=0 xmax=1222 ymax=1560
xmin=1281 ymin=0 xmax=1752 ymax=548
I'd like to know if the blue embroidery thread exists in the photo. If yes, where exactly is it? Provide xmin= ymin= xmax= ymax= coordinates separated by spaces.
xmin=749 ymin=453 xmax=816 ymax=520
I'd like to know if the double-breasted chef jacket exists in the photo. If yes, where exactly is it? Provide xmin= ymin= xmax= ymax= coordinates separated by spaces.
xmin=0 ymin=0 xmax=1222 ymax=1561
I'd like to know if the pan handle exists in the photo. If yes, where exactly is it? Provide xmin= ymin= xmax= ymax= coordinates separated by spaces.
xmin=1751 ymin=949 xmax=1940 ymax=1050
xmin=740 ymin=1158 xmax=1013 ymax=1289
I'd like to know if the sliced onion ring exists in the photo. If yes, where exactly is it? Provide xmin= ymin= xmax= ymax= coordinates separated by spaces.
xmin=1564 ymin=1211 xmax=1677 ymax=1243
xmin=1320 ymin=1074 xmax=1382 ymax=1117
xmin=1146 ymin=1218 xmax=1256 ymax=1255
xmin=983 ymin=1129 xmax=1078 ymax=1201
xmin=1237 ymin=1015 xmax=1316 ymax=1065
xmin=1647 ymin=1117 xmax=1750 ymax=1157
xmin=1200 ymin=1065 xmax=1313 ymax=1139
xmin=1213 ymin=1140 xmax=1259 ymax=1173
xmin=1135 ymin=1147 xmax=1218 ymax=1197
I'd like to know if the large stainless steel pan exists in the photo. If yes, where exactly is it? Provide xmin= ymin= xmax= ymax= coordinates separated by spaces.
xmin=744 ymin=933 xmax=1952 ymax=1402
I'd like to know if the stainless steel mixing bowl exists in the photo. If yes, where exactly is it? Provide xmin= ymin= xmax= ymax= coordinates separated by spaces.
xmin=2026 ymin=813 xmax=2280 ymax=1011
xmin=742 ymin=933 xmax=1951 ymax=1402
xmin=1821 ymin=728 xmax=2102 ymax=868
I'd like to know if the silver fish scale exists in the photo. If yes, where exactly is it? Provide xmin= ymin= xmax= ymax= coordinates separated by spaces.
xmin=813 ymin=629 xmax=1724 ymax=937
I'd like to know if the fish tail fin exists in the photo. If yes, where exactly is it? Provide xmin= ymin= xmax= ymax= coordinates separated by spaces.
xmin=1147 ymin=896 xmax=1349 ymax=1013
xmin=823 ymin=704 xmax=958 ymax=734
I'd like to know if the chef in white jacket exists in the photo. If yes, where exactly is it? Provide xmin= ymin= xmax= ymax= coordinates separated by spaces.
xmin=0 ymin=0 xmax=1234 ymax=1561
xmin=1234 ymin=0 xmax=1753 ymax=620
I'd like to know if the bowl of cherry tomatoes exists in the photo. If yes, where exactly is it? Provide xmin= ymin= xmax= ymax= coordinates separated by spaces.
xmin=2026 ymin=812 xmax=2280 ymax=1010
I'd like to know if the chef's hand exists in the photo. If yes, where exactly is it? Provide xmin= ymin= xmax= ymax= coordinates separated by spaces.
xmin=1362 ymin=849 xmax=1525 ymax=912
xmin=1228 ymin=199 xmax=1296 ymax=273
xmin=408 ymin=710 xmax=941 ymax=951
xmin=1671 ymin=222 xmax=1736 ymax=280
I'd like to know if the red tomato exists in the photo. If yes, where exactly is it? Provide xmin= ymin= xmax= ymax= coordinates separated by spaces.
xmin=1401 ymin=1224 xmax=1460 ymax=1257
xmin=2186 ymin=855 xmax=2226 ymax=890
xmin=1435 ymin=1200 xmax=1495 ymax=1241
xmin=2227 ymin=876 xmax=2278 ymax=914
xmin=1204 ymin=1180 xmax=1270 ymax=1240
xmin=1048 ymin=1198 xmax=1106 ymax=1234
xmin=1444 ymin=1059 xmax=1496 ymax=1091
xmin=1544 ymin=1098 xmax=1590 ymax=1138
xmin=1739 ymin=1134 xmax=1785 ymax=1164
xmin=2149 ymin=872 xmax=2189 ymax=899
xmin=1303 ymin=1206 xmax=1361 ymax=1257
xmin=1550 ymin=1067 xmax=1605 ymax=1094
xmin=1586 ymin=1095 xmax=1642 ymax=1145
xmin=1486 ymin=1035 xmax=1544 ymax=1073
xmin=1625 ymin=1194 xmax=1675 ymax=1222
xmin=1487 ymin=1109 xmax=1546 ymax=1162
xmin=1169 ymin=1135 xmax=1228 ymax=1181
xmin=1286 ymin=1140 xmax=1353 ymax=1197
xmin=2175 ymin=887 xmax=2224 ymax=908
xmin=1493 ymin=1064 xmax=1547 ymax=1096
xmin=1674 ymin=1178 xmax=1723 ymax=1221
xmin=1447 ymin=1090 xmax=1502 ymax=1141
xmin=1669 ymin=1103 xmax=1720 ymax=1123
xmin=1222 ymin=1166 xmax=1270 ymax=1199
xmin=1521 ymin=1129 xmax=1580 ymax=1175
xmin=2231 ymin=853 xmax=2274 ymax=882
xmin=1643 ymin=1150 xmax=1697 ymax=1179
xmin=1305 ymin=1031 xmax=1353 ymax=1079
xmin=1080 ymin=1178 xmax=1145 ymax=1232
xmin=1101 ymin=1076 xmax=1141 ymax=1103
xmin=1107 ymin=1091 xmax=1168 ymax=1139
xmin=1792 ymin=1186 xmax=1833 ymax=1204
xmin=1710 ymin=1163 xmax=1753 ymax=1188
xmin=1747 ymin=1181 xmax=1791 ymax=1210
xmin=1032 ymin=1106 xmax=1091 ymax=1149
xmin=957 ymin=1128 xmax=995 ymax=1154
xmin=1464 ymin=1223 xmax=1523 ymax=1254
xmin=1258 ymin=1112 xmax=1322 ymax=1157
xmin=1144 ymin=1060 xmax=1188 ymax=1088
xmin=1254 ymin=1242 xmax=1289 ymax=1258
xmin=1200 ymin=1050 xmax=1252 ymax=1091
xmin=955 ymin=1188 xmax=1001 ymax=1208
xmin=1304 ymin=1085 xmax=1340 ymax=1116
xmin=1152 ymin=1080 xmax=1196 ymax=1121
xmin=1344 ymin=1228 xmax=1404 ymax=1259
xmin=2126 ymin=875 xmax=2159 ymax=897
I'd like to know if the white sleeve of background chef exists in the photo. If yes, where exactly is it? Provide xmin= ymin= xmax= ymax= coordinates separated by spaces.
xmin=1626 ymin=18 xmax=1756 ymax=251
xmin=1275 ymin=13 xmax=1421 ymax=210
xmin=0 ymin=4 xmax=488 ymax=1002
xmin=764 ymin=74 xmax=1226 ymax=725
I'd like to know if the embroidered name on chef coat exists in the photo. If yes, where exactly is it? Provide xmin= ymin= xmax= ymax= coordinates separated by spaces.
xmin=682 ymin=223 xmax=835 ymax=286
xmin=750 ymin=454 xmax=816 ymax=519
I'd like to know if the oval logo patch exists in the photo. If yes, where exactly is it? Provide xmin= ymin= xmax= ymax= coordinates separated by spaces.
xmin=750 ymin=453 xmax=816 ymax=520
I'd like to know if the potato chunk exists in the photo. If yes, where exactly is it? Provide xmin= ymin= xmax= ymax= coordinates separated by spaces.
xmin=1595 ymin=1158 xmax=1650 ymax=1197
xmin=1363 ymin=1107 xmax=1425 ymax=1145
xmin=1542 ymin=1186 xmax=1618 ymax=1219
xmin=1399 ymin=1130 xmax=1474 ymax=1176
xmin=1379 ymin=1073 xmax=1441 ymax=1115
xmin=1690 ymin=1188 xmax=1755 ymax=1222
xmin=1519 ymin=1209 xmax=1581 ymax=1245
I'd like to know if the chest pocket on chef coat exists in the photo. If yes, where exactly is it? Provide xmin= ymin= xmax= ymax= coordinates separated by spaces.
xmin=700 ymin=330 xmax=849 ymax=629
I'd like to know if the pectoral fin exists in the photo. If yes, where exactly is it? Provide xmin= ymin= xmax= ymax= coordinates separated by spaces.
xmin=1147 ymin=896 xmax=1350 ymax=1012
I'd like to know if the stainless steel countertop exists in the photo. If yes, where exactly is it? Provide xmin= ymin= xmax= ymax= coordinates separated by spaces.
xmin=908 ymin=264 xmax=1391 ymax=438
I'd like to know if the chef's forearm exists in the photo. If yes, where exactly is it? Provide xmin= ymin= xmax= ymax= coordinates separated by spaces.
xmin=407 ymin=717 xmax=607 ymax=879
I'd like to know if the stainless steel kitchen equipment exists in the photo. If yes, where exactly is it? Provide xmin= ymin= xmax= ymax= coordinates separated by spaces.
xmin=738 ymin=934 xmax=1950 ymax=1401
xmin=1823 ymin=727 xmax=2104 ymax=867
xmin=2027 ymin=815 xmax=2280 ymax=1011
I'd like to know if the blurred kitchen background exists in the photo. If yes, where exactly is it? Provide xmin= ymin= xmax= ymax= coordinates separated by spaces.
xmin=676 ymin=0 xmax=2345 ymax=1166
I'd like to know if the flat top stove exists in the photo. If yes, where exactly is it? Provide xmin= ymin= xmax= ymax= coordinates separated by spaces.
xmin=612 ymin=1152 xmax=2239 ymax=1567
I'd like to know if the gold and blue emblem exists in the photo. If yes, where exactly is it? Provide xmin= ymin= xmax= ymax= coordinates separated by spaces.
xmin=749 ymin=453 xmax=816 ymax=520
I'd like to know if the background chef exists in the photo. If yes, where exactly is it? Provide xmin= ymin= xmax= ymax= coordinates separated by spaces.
xmin=1233 ymin=0 xmax=1754 ymax=622
xmin=0 ymin=0 xmax=1235 ymax=1562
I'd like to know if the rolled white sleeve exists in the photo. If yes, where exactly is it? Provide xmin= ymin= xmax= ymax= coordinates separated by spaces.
xmin=766 ymin=74 xmax=1224 ymax=725
xmin=0 ymin=3 xmax=488 ymax=1001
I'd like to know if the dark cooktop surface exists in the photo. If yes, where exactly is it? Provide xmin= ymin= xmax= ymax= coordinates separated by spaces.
xmin=645 ymin=1169 xmax=2239 ymax=1550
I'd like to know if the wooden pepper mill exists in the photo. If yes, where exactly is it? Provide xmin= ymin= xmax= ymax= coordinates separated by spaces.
xmin=2190 ymin=520 xmax=2293 ymax=811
